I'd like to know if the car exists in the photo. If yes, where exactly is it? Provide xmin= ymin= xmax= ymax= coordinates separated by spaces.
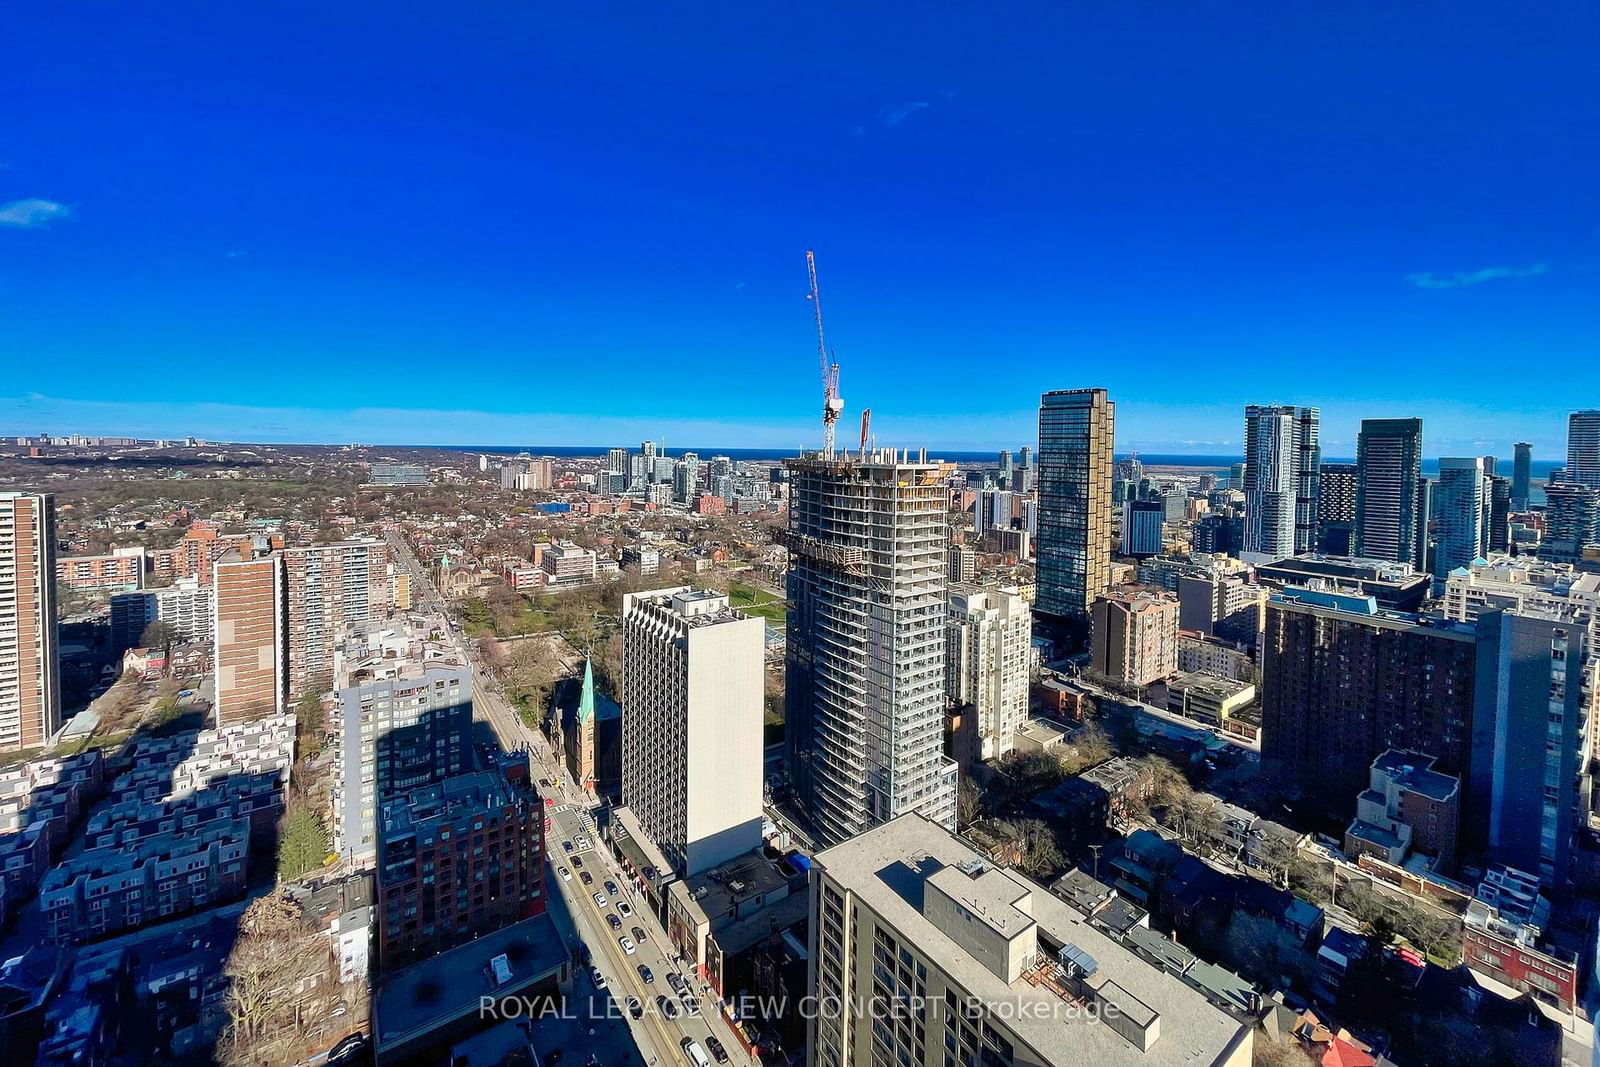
xmin=580 ymin=872 xmax=593 ymax=885
xmin=325 ymin=1033 xmax=368 ymax=1064
xmin=593 ymin=892 xmax=608 ymax=907
xmin=616 ymin=901 xmax=633 ymax=917
xmin=603 ymin=880 xmax=618 ymax=895
xmin=681 ymin=1037 xmax=711 ymax=1067
xmin=571 ymin=856 xmax=583 ymax=868
xmin=606 ymin=914 xmax=622 ymax=930
xmin=632 ymin=926 xmax=648 ymax=942
xmin=667 ymin=973 xmax=687 ymax=995
xmin=705 ymin=1036 xmax=730 ymax=1063
xmin=625 ymin=996 xmax=643 ymax=1019
xmin=682 ymin=994 xmax=700 ymax=1016
xmin=637 ymin=964 xmax=654 ymax=984
xmin=590 ymin=967 xmax=607 ymax=989
xmin=562 ymin=841 xmax=574 ymax=853
xmin=619 ymin=936 xmax=636 ymax=955
xmin=656 ymin=995 xmax=680 ymax=1019
xmin=558 ymin=867 xmax=571 ymax=881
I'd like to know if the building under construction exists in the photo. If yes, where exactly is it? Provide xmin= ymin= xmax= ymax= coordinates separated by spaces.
xmin=783 ymin=449 xmax=958 ymax=846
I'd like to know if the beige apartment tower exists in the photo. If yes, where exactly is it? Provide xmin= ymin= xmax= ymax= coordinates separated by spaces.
xmin=282 ymin=539 xmax=391 ymax=698
xmin=946 ymin=584 xmax=1032 ymax=761
xmin=0 ymin=493 xmax=60 ymax=750
xmin=1091 ymin=588 xmax=1180 ymax=687
xmin=621 ymin=587 xmax=765 ymax=876
xmin=213 ymin=553 xmax=284 ymax=726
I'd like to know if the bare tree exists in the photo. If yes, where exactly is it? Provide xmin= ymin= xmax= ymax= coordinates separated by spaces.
xmin=957 ymin=774 xmax=983 ymax=829
xmin=221 ymin=894 xmax=335 ymax=1066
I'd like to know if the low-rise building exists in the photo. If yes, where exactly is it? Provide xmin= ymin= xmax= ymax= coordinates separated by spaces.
xmin=1166 ymin=672 xmax=1255 ymax=729
xmin=1343 ymin=749 xmax=1460 ymax=872
xmin=56 ymin=547 xmax=145 ymax=591
xmin=1462 ymin=865 xmax=1579 ymax=1013
xmin=1175 ymin=633 xmax=1255 ymax=683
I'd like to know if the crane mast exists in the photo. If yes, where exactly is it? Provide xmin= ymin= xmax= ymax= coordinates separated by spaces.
xmin=805 ymin=249 xmax=843 ymax=457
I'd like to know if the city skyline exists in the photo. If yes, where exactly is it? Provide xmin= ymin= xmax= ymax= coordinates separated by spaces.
xmin=4 ymin=5 xmax=1595 ymax=455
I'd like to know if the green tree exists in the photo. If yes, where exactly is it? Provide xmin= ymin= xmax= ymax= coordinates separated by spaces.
xmin=277 ymin=805 xmax=329 ymax=880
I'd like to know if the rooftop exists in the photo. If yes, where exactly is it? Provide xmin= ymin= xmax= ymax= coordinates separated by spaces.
xmin=815 ymin=815 xmax=1252 ymax=1066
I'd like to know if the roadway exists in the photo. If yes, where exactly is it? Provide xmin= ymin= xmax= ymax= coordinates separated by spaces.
xmin=383 ymin=527 xmax=753 ymax=1067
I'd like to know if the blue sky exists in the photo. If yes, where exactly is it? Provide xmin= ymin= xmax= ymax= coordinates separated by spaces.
xmin=2 ymin=3 xmax=1595 ymax=457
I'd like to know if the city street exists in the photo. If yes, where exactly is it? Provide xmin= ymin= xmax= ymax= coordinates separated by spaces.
xmin=384 ymin=527 xmax=756 ymax=1067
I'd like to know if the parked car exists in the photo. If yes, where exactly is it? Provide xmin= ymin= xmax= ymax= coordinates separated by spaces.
xmin=632 ymin=926 xmax=648 ymax=943
xmin=558 ymin=867 xmax=571 ymax=882
xmin=619 ymin=936 xmax=636 ymax=955
xmin=590 ymin=967 xmax=607 ymax=989
xmin=705 ymin=1036 xmax=730 ymax=1063
xmin=656 ymin=995 xmax=680 ymax=1019
xmin=637 ymin=964 xmax=654 ymax=984
xmin=607 ymin=914 xmax=622 ymax=930
xmin=625 ymin=996 xmax=643 ymax=1019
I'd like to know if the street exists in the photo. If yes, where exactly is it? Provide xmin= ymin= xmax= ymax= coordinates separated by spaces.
xmin=383 ymin=528 xmax=756 ymax=1067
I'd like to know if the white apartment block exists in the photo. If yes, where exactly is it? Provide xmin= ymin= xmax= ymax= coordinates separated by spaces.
xmin=0 ymin=492 xmax=60 ymax=751
xmin=622 ymin=587 xmax=765 ymax=876
xmin=947 ymin=584 xmax=1032 ymax=761
xmin=808 ymin=816 xmax=1254 ymax=1067
xmin=542 ymin=540 xmax=599 ymax=588
xmin=1443 ymin=555 xmax=1600 ymax=648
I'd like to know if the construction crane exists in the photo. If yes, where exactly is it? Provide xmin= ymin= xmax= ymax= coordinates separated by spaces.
xmin=805 ymin=250 xmax=844 ymax=457
xmin=859 ymin=408 xmax=871 ymax=454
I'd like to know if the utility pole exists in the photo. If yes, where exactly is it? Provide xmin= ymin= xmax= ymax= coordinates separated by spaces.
xmin=1088 ymin=844 xmax=1103 ymax=881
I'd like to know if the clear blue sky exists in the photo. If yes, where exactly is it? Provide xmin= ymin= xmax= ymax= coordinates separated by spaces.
xmin=2 ymin=3 xmax=1595 ymax=457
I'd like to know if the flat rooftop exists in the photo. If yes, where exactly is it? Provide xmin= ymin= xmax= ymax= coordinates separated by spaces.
xmin=815 ymin=815 xmax=1252 ymax=1067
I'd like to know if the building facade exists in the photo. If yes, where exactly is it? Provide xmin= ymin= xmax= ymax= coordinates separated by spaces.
xmin=946 ymin=585 xmax=1032 ymax=762
xmin=1242 ymin=404 xmax=1320 ymax=557
xmin=1567 ymin=410 xmax=1600 ymax=488
xmin=1433 ymin=457 xmax=1486 ymax=582
xmin=1120 ymin=500 xmax=1163 ymax=559
xmin=1317 ymin=462 xmax=1358 ymax=555
xmin=1035 ymin=389 xmax=1114 ymax=631
xmin=1354 ymin=418 xmax=1425 ymax=568
xmin=621 ymin=587 xmax=765 ymax=876
xmin=1260 ymin=590 xmax=1478 ymax=825
xmin=282 ymin=540 xmax=391 ymax=699
xmin=1090 ymin=589 xmax=1179 ymax=687
xmin=212 ymin=554 xmax=284 ymax=727
xmin=0 ymin=493 xmax=59 ymax=751
xmin=784 ymin=452 xmax=957 ymax=846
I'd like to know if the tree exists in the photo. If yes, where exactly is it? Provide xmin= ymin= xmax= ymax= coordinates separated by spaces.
xmin=140 ymin=619 xmax=180 ymax=650
xmin=1252 ymin=1031 xmax=1314 ymax=1067
xmin=478 ymin=634 xmax=509 ymax=676
xmin=221 ymin=894 xmax=336 ymax=1066
xmin=277 ymin=804 xmax=329 ymax=880
xmin=1005 ymin=818 xmax=1064 ymax=879
xmin=295 ymin=689 xmax=327 ymax=742
xmin=957 ymin=774 xmax=983 ymax=829
xmin=1058 ymin=719 xmax=1114 ymax=775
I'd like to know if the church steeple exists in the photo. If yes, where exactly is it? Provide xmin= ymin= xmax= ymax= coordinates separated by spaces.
xmin=576 ymin=657 xmax=595 ymax=724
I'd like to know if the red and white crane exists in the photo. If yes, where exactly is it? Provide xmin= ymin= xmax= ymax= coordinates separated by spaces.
xmin=805 ymin=249 xmax=844 ymax=457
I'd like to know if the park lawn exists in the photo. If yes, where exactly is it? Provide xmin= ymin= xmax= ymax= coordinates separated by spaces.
xmin=729 ymin=581 xmax=787 ymax=626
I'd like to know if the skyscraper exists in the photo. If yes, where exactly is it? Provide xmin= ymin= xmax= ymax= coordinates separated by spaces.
xmin=1035 ymin=389 xmax=1114 ymax=631
xmin=1354 ymin=417 xmax=1425 ymax=568
xmin=1567 ymin=410 xmax=1600 ymax=487
xmin=212 ymin=553 xmax=284 ymax=727
xmin=1317 ymin=462 xmax=1358 ymax=555
xmin=0 ymin=492 xmax=59 ymax=751
xmin=1434 ymin=458 xmax=1486 ymax=581
xmin=1538 ymin=483 xmax=1600 ymax=564
xmin=1511 ymin=442 xmax=1533 ymax=510
xmin=622 ymin=587 xmax=764 ymax=875
xmin=784 ymin=450 xmax=957 ymax=846
xmin=1120 ymin=500 xmax=1164 ymax=558
xmin=1242 ymin=404 xmax=1320 ymax=557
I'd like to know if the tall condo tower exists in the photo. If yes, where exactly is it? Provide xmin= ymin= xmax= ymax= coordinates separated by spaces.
xmin=783 ymin=449 xmax=957 ymax=846
xmin=1242 ymin=405 xmax=1320 ymax=557
xmin=0 ymin=493 xmax=59 ymax=751
xmin=1355 ymin=417 xmax=1425 ymax=569
xmin=1034 ymin=389 xmax=1114 ymax=632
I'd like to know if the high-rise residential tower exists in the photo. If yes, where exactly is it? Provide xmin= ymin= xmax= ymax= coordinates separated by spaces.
xmin=946 ymin=584 xmax=1031 ymax=762
xmin=622 ymin=587 xmax=765 ymax=875
xmin=1355 ymin=417 xmax=1425 ymax=568
xmin=282 ymin=539 xmax=391 ymax=699
xmin=1034 ymin=389 xmax=1114 ymax=631
xmin=1567 ymin=411 xmax=1600 ymax=487
xmin=0 ymin=493 xmax=59 ymax=751
xmin=1474 ymin=606 xmax=1594 ymax=884
xmin=1434 ymin=458 xmax=1487 ymax=581
xmin=784 ymin=450 xmax=957 ymax=846
xmin=1317 ymin=462 xmax=1358 ymax=555
xmin=1242 ymin=404 xmax=1320 ymax=557
xmin=212 ymin=553 xmax=285 ymax=727
xmin=1511 ymin=442 xmax=1533 ymax=510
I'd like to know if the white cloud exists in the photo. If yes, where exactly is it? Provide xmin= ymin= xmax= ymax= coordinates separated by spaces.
xmin=0 ymin=198 xmax=71 ymax=228
xmin=1406 ymin=262 xmax=1547 ymax=289
xmin=877 ymin=101 xmax=930 ymax=127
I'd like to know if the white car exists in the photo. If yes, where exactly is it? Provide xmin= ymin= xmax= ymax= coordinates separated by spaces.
xmin=616 ymin=901 xmax=633 ymax=917
xmin=619 ymin=936 xmax=636 ymax=955
xmin=558 ymin=867 xmax=571 ymax=882
xmin=593 ymin=892 xmax=608 ymax=907
xmin=591 ymin=967 xmax=607 ymax=989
